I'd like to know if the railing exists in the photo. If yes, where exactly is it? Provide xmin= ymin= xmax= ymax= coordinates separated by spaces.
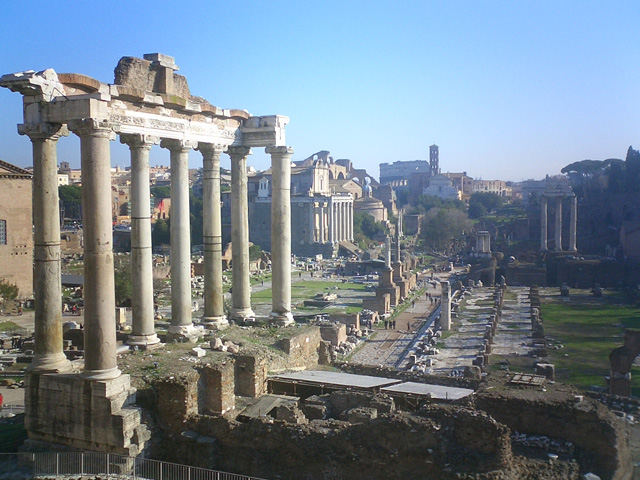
xmin=0 ymin=402 xmax=26 ymax=416
xmin=0 ymin=452 xmax=266 ymax=480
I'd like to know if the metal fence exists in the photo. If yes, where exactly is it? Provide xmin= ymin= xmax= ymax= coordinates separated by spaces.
xmin=0 ymin=452 xmax=266 ymax=480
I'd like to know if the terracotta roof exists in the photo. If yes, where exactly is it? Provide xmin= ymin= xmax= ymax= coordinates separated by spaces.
xmin=0 ymin=159 xmax=32 ymax=178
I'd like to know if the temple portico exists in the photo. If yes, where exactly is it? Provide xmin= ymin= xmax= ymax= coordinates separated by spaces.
xmin=539 ymin=189 xmax=577 ymax=252
xmin=1 ymin=53 xmax=291 ymax=454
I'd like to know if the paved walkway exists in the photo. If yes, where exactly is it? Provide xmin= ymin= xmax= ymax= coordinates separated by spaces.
xmin=349 ymin=275 xmax=447 ymax=368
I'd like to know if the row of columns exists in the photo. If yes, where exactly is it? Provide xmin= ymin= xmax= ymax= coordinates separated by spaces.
xmin=540 ymin=195 xmax=577 ymax=252
xmin=21 ymin=119 xmax=294 ymax=379
xmin=312 ymin=200 xmax=353 ymax=244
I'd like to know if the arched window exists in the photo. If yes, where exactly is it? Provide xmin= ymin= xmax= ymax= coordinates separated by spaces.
xmin=0 ymin=220 xmax=6 ymax=245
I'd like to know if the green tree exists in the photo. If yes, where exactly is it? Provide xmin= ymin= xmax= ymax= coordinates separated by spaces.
xmin=59 ymin=185 xmax=82 ymax=202
xmin=249 ymin=244 xmax=263 ymax=261
xmin=469 ymin=192 xmax=503 ymax=214
xmin=190 ymin=193 xmax=203 ymax=246
xmin=420 ymin=208 xmax=472 ymax=251
xmin=152 ymin=219 xmax=170 ymax=247
xmin=150 ymin=186 xmax=171 ymax=199
xmin=114 ymin=265 xmax=132 ymax=307
xmin=625 ymin=146 xmax=640 ymax=193
xmin=0 ymin=280 xmax=19 ymax=301
xmin=468 ymin=202 xmax=487 ymax=219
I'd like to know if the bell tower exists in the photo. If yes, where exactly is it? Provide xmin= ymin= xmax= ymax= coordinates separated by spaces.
xmin=429 ymin=144 xmax=439 ymax=175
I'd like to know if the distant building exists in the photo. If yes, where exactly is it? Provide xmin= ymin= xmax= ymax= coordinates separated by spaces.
xmin=473 ymin=179 xmax=511 ymax=197
xmin=0 ymin=159 xmax=33 ymax=298
xmin=380 ymin=159 xmax=432 ymax=185
xmin=354 ymin=178 xmax=388 ymax=223
xmin=423 ymin=173 xmax=461 ymax=201
xmin=443 ymin=172 xmax=473 ymax=201
xmin=224 ymin=153 xmax=355 ymax=258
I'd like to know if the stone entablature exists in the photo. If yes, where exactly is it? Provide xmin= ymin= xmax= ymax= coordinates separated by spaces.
xmin=1 ymin=57 xmax=287 ymax=149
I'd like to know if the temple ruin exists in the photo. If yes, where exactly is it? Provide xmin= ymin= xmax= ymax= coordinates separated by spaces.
xmin=0 ymin=53 xmax=294 ymax=453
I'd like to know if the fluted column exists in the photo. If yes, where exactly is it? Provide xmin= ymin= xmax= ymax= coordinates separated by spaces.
xmin=540 ymin=196 xmax=548 ymax=251
xmin=554 ymin=197 xmax=563 ymax=251
xmin=69 ymin=119 xmax=120 ymax=380
xmin=161 ymin=139 xmax=199 ymax=338
xmin=569 ymin=195 xmax=577 ymax=252
xmin=267 ymin=146 xmax=294 ymax=326
xmin=228 ymin=146 xmax=255 ymax=322
xmin=19 ymin=122 xmax=71 ymax=373
xmin=121 ymin=134 xmax=160 ymax=346
xmin=198 ymin=143 xmax=228 ymax=329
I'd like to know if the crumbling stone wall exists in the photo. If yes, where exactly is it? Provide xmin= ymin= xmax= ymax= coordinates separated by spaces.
xmin=155 ymin=372 xmax=199 ymax=432
xmin=476 ymin=391 xmax=632 ymax=480
xmin=197 ymin=361 xmax=235 ymax=416
xmin=276 ymin=327 xmax=324 ymax=368
xmin=234 ymin=355 xmax=268 ymax=398
xmin=171 ymin=408 xmax=514 ymax=480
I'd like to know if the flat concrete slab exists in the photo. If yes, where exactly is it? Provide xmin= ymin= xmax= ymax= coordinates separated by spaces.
xmin=381 ymin=382 xmax=474 ymax=400
xmin=272 ymin=370 xmax=401 ymax=389
xmin=239 ymin=394 xmax=299 ymax=419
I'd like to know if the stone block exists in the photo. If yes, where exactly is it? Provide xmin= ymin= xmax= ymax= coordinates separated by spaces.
xmin=346 ymin=407 xmax=377 ymax=424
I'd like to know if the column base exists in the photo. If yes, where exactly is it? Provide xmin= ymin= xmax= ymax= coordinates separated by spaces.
xmin=28 ymin=352 xmax=73 ymax=374
xmin=569 ymin=247 xmax=578 ymax=252
xmin=167 ymin=324 xmax=203 ymax=343
xmin=127 ymin=333 xmax=161 ymax=347
xmin=269 ymin=311 xmax=295 ymax=327
xmin=202 ymin=315 xmax=229 ymax=330
xmin=230 ymin=307 xmax=256 ymax=325
xmin=82 ymin=366 xmax=122 ymax=381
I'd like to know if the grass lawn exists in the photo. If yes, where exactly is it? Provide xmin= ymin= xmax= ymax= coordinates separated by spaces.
xmin=0 ymin=321 xmax=19 ymax=332
xmin=541 ymin=294 xmax=640 ymax=395
xmin=253 ymin=281 xmax=370 ymax=314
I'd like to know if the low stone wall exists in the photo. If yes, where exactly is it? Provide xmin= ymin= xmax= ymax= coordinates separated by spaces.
xmin=164 ymin=407 xmax=515 ymax=480
xmin=276 ymin=327 xmax=325 ymax=369
xmin=475 ymin=391 xmax=632 ymax=480
xmin=320 ymin=324 xmax=347 ymax=346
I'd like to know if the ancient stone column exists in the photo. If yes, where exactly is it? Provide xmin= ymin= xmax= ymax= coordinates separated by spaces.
xmin=19 ymin=122 xmax=71 ymax=373
xmin=337 ymin=203 xmax=342 ymax=242
xmin=161 ymin=139 xmax=198 ymax=338
xmin=329 ymin=202 xmax=335 ymax=244
xmin=228 ymin=146 xmax=255 ymax=322
xmin=69 ymin=119 xmax=120 ymax=380
xmin=339 ymin=203 xmax=344 ymax=242
xmin=309 ymin=202 xmax=315 ymax=243
xmin=121 ymin=134 xmax=160 ymax=346
xmin=318 ymin=202 xmax=325 ymax=244
xmin=348 ymin=202 xmax=354 ymax=241
xmin=385 ymin=236 xmax=392 ymax=268
xmin=540 ymin=196 xmax=548 ymax=251
xmin=267 ymin=146 xmax=294 ymax=326
xmin=569 ymin=195 xmax=577 ymax=252
xmin=554 ymin=197 xmax=563 ymax=251
xmin=441 ymin=280 xmax=452 ymax=331
xmin=198 ymin=143 xmax=228 ymax=329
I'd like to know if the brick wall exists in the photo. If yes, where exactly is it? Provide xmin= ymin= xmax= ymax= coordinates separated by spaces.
xmin=0 ymin=176 xmax=33 ymax=297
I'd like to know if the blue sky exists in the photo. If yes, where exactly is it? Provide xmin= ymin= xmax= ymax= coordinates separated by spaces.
xmin=1 ymin=1 xmax=638 ymax=181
